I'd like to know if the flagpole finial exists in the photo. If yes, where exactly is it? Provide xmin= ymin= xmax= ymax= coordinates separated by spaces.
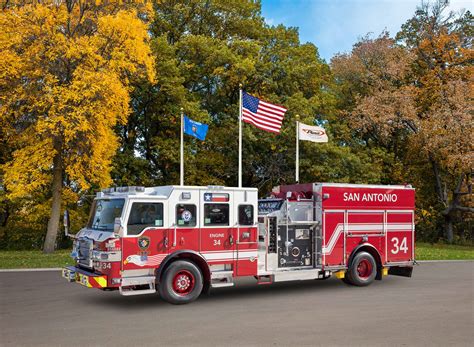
xmin=239 ymin=83 xmax=243 ymax=89
xmin=180 ymin=107 xmax=184 ymax=113
xmin=295 ymin=114 xmax=300 ymax=121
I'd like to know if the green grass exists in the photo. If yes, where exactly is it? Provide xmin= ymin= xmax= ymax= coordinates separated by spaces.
xmin=0 ymin=250 xmax=73 ymax=269
xmin=415 ymin=243 xmax=474 ymax=260
xmin=0 ymin=243 xmax=472 ymax=269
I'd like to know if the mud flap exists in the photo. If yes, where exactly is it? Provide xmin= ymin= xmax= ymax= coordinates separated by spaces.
xmin=388 ymin=266 xmax=413 ymax=277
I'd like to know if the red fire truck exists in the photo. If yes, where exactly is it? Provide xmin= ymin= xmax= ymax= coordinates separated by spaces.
xmin=62 ymin=183 xmax=415 ymax=304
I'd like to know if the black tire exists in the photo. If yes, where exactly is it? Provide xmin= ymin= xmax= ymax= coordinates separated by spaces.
xmin=158 ymin=260 xmax=203 ymax=305
xmin=345 ymin=252 xmax=377 ymax=286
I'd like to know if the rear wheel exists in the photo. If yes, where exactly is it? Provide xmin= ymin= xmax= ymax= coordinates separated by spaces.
xmin=345 ymin=252 xmax=377 ymax=286
xmin=159 ymin=260 xmax=203 ymax=304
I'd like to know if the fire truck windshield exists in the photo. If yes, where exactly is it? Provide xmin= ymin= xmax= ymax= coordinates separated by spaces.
xmin=87 ymin=199 xmax=125 ymax=231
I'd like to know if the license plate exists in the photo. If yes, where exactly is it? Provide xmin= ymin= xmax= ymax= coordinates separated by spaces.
xmin=62 ymin=268 xmax=76 ymax=282
xmin=76 ymin=273 xmax=90 ymax=287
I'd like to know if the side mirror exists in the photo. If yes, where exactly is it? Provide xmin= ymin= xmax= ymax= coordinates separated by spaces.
xmin=114 ymin=217 xmax=123 ymax=236
xmin=63 ymin=210 xmax=74 ymax=238
xmin=63 ymin=210 xmax=69 ymax=236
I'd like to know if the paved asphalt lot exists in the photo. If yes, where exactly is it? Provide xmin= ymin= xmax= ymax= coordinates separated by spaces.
xmin=1 ymin=261 xmax=473 ymax=347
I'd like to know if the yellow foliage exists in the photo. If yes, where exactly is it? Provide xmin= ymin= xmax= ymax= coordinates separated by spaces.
xmin=0 ymin=1 xmax=155 ymax=199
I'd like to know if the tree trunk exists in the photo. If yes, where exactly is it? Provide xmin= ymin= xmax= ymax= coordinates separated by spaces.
xmin=444 ymin=215 xmax=454 ymax=244
xmin=43 ymin=149 xmax=63 ymax=254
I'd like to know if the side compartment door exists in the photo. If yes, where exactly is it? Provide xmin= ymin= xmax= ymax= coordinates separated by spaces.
xmin=322 ymin=211 xmax=345 ymax=266
xmin=236 ymin=204 xmax=258 ymax=276
xmin=199 ymin=192 xmax=236 ymax=271
xmin=386 ymin=211 xmax=414 ymax=263
xmin=122 ymin=200 xmax=169 ymax=271
xmin=171 ymin=199 xmax=199 ymax=253
xmin=346 ymin=211 xmax=385 ymax=264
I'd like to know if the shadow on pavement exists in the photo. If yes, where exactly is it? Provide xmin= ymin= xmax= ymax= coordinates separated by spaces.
xmin=82 ymin=276 xmax=394 ymax=310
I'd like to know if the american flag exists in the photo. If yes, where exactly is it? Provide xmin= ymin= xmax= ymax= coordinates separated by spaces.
xmin=242 ymin=92 xmax=288 ymax=133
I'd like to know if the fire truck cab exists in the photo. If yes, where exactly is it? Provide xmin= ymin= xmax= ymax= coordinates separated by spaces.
xmin=62 ymin=183 xmax=415 ymax=304
xmin=63 ymin=185 xmax=260 ymax=304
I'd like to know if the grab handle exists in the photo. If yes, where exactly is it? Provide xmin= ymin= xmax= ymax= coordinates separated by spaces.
xmin=172 ymin=224 xmax=177 ymax=247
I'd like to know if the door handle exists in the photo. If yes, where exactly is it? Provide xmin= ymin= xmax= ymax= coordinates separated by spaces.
xmin=229 ymin=235 xmax=234 ymax=246
xmin=164 ymin=237 xmax=169 ymax=248
xmin=172 ymin=224 xmax=177 ymax=247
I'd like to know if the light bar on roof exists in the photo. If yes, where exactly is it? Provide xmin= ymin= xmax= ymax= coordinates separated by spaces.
xmin=115 ymin=186 xmax=145 ymax=194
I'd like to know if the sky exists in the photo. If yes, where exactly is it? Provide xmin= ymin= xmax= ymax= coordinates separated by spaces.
xmin=261 ymin=0 xmax=473 ymax=62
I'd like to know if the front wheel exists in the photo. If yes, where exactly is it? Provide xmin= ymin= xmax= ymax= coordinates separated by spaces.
xmin=345 ymin=252 xmax=377 ymax=286
xmin=159 ymin=260 xmax=203 ymax=304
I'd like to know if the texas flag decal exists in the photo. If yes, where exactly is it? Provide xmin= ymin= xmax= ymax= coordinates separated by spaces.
xmin=204 ymin=193 xmax=229 ymax=202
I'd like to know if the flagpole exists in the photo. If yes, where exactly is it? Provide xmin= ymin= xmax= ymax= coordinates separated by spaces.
xmin=180 ymin=107 xmax=184 ymax=186
xmin=295 ymin=115 xmax=300 ymax=183
xmin=238 ymin=84 xmax=243 ymax=188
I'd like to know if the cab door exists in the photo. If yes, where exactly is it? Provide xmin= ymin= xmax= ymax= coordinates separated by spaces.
xmin=235 ymin=204 xmax=258 ymax=276
xmin=199 ymin=191 xmax=236 ymax=270
xmin=170 ymin=198 xmax=200 ymax=253
xmin=121 ymin=200 xmax=169 ymax=271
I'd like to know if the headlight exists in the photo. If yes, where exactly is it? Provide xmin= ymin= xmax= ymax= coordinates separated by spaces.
xmin=70 ymin=242 xmax=79 ymax=259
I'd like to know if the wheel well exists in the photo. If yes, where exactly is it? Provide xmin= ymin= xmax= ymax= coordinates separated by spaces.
xmin=348 ymin=245 xmax=383 ymax=280
xmin=157 ymin=252 xmax=211 ymax=291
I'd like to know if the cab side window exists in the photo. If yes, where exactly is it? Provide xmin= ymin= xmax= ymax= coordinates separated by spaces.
xmin=127 ymin=202 xmax=163 ymax=235
xmin=238 ymin=205 xmax=254 ymax=226
xmin=204 ymin=204 xmax=229 ymax=226
xmin=176 ymin=204 xmax=196 ymax=227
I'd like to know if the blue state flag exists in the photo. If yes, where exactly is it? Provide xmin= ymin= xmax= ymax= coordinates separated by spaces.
xmin=184 ymin=115 xmax=209 ymax=141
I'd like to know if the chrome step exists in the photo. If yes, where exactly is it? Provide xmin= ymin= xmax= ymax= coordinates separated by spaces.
xmin=211 ymin=270 xmax=233 ymax=279
xmin=119 ymin=275 xmax=156 ymax=296
xmin=257 ymin=275 xmax=273 ymax=285
xmin=119 ymin=285 xmax=156 ymax=296
xmin=211 ymin=282 xmax=234 ymax=288
xmin=211 ymin=270 xmax=234 ymax=288
xmin=121 ymin=275 xmax=155 ymax=287
xmin=273 ymin=269 xmax=322 ymax=282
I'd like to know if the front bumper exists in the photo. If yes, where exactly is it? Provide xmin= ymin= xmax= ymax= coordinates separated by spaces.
xmin=62 ymin=266 xmax=108 ymax=288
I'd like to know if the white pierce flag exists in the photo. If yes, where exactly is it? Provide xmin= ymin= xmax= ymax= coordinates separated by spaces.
xmin=298 ymin=122 xmax=328 ymax=143
xmin=295 ymin=120 xmax=328 ymax=182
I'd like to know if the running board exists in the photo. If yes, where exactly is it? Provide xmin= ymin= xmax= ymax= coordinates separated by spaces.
xmin=119 ymin=276 xmax=156 ymax=296
xmin=211 ymin=270 xmax=234 ymax=288
xmin=273 ymin=269 xmax=322 ymax=282
xmin=257 ymin=275 xmax=273 ymax=285
xmin=211 ymin=282 xmax=234 ymax=288
xmin=120 ymin=286 xmax=156 ymax=296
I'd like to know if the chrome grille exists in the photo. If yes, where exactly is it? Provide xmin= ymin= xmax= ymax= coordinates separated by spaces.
xmin=77 ymin=238 xmax=93 ymax=268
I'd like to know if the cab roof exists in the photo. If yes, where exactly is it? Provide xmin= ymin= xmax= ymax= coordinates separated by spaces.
xmin=97 ymin=185 xmax=258 ymax=199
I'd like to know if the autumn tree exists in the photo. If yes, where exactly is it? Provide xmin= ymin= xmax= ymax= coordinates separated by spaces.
xmin=0 ymin=0 xmax=155 ymax=252
xmin=332 ymin=1 xmax=473 ymax=242
xmin=116 ymin=0 xmax=386 ymax=196
xmin=397 ymin=1 xmax=473 ymax=242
